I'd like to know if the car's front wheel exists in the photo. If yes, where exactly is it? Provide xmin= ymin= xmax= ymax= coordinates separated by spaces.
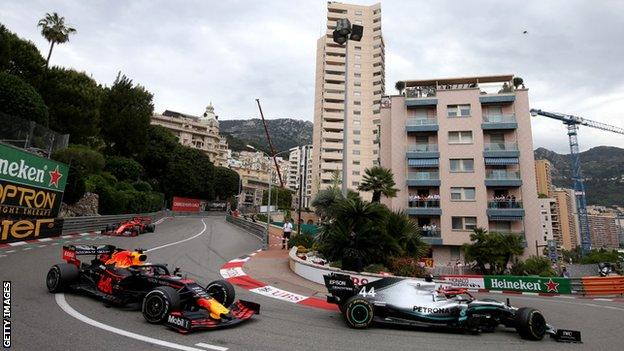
xmin=46 ymin=263 xmax=79 ymax=293
xmin=142 ymin=286 xmax=181 ymax=324
xmin=206 ymin=280 xmax=235 ymax=307
xmin=343 ymin=295 xmax=374 ymax=329
xmin=515 ymin=307 xmax=547 ymax=340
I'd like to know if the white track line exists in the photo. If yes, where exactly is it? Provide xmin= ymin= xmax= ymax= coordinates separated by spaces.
xmin=146 ymin=219 xmax=207 ymax=252
xmin=55 ymin=294 xmax=227 ymax=351
xmin=38 ymin=238 xmax=53 ymax=242
xmin=8 ymin=241 xmax=26 ymax=246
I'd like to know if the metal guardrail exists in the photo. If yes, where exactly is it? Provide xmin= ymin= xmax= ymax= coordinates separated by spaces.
xmin=62 ymin=211 xmax=171 ymax=234
xmin=225 ymin=215 xmax=267 ymax=249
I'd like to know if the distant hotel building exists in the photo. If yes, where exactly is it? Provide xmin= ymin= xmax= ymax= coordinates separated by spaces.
xmin=287 ymin=145 xmax=313 ymax=208
xmin=379 ymin=75 xmax=541 ymax=263
xmin=553 ymin=187 xmax=580 ymax=250
xmin=311 ymin=2 xmax=384 ymax=198
xmin=587 ymin=214 xmax=620 ymax=249
xmin=150 ymin=104 xmax=229 ymax=167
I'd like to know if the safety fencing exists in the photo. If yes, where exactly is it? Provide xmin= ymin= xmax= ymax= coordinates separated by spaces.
xmin=226 ymin=215 xmax=267 ymax=248
xmin=439 ymin=274 xmax=624 ymax=297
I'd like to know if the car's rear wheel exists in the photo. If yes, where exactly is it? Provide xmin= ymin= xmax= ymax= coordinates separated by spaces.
xmin=146 ymin=224 xmax=155 ymax=233
xmin=46 ymin=263 xmax=79 ymax=293
xmin=206 ymin=280 xmax=235 ymax=307
xmin=343 ymin=295 xmax=374 ymax=329
xmin=515 ymin=307 xmax=547 ymax=340
xmin=142 ymin=286 xmax=181 ymax=324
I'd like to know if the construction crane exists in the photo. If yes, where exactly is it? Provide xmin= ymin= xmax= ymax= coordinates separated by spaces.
xmin=530 ymin=109 xmax=624 ymax=256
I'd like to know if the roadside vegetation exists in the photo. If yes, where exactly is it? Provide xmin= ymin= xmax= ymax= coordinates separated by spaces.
xmin=0 ymin=20 xmax=239 ymax=214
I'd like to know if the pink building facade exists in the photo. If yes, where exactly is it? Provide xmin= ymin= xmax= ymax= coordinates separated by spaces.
xmin=380 ymin=75 xmax=541 ymax=265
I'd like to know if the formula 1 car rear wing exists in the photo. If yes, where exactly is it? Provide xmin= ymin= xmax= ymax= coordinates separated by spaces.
xmin=63 ymin=244 xmax=116 ymax=266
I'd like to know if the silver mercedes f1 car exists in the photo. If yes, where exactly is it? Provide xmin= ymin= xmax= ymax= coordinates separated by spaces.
xmin=324 ymin=273 xmax=581 ymax=342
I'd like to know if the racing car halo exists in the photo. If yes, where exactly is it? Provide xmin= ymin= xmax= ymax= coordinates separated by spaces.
xmin=46 ymin=244 xmax=260 ymax=333
xmin=324 ymin=273 xmax=581 ymax=342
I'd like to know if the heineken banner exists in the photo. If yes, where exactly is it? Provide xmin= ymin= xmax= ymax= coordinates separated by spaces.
xmin=484 ymin=276 xmax=572 ymax=294
xmin=0 ymin=143 xmax=69 ymax=243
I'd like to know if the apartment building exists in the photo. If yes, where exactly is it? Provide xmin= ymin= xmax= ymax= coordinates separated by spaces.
xmin=287 ymin=145 xmax=314 ymax=208
xmin=150 ymin=104 xmax=229 ymax=167
xmin=311 ymin=2 xmax=384 ymax=198
xmin=538 ymin=198 xmax=556 ymax=247
xmin=379 ymin=75 xmax=541 ymax=263
xmin=535 ymin=159 xmax=554 ymax=197
xmin=228 ymin=150 xmax=289 ymax=186
xmin=553 ymin=188 xmax=581 ymax=250
xmin=587 ymin=214 xmax=620 ymax=249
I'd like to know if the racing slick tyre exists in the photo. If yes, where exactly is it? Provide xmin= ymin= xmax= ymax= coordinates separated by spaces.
xmin=206 ymin=280 xmax=236 ymax=307
xmin=343 ymin=295 xmax=374 ymax=329
xmin=146 ymin=224 xmax=156 ymax=233
xmin=46 ymin=263 xmax=79 ymax=293
xmin=515 ymin=307 xmax=547 ymax=340
xmin=142 ymin=286 xmax=181 ymax=324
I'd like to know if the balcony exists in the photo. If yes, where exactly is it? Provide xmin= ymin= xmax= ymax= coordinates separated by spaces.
xmin=406 ymin=118 xmax=439 ymax=133
xmin=484 ymin=170 xmax=522 ymax=187
xmin=407 ymin=200 xmax=441 ymax=216
xmin=323 ymin=132 xmax=343 ymax=139
xmin=323 ymin=121 xmax=343 ymax=129
xmin=321 ymin=152 xmax=343 ymax=161
xmin=487 ymin=201 xmax=525 ymax=220
xmin=404 ymin=87 xmax=438 ymax=107
xmin=407 ymin=171 xmax=440 ymax=186
xmin=479 ymin=93 xmax=515 ymax=104
xmin=483 ymin=142 xmax=519 ymax=158
xmin=481 ymin=114 xmax=518 ymax=130
xmin=323 ymin=102 xmax=344 ymax=110
xmin=406 ymin=144 xmax=439 ymax=159
xmin=419 ymin=228 xmax=443 ymax=245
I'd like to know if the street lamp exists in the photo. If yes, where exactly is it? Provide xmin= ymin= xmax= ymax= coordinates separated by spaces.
xmin=246 ymin=144 xmax=290 ymax=249
xmin=332 ymin=18 xmax=363 ymax=197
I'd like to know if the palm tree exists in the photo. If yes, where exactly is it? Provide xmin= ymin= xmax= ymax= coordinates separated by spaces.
xmin=386 ymin=211 xmax=429 ymax=259
xmin=395 ymin=81 xmax=405 ymax=95
xmin=357 ymin=166 xmax=398 ymax=203
xmin=37 ymin=12 xmax=77 ymax=68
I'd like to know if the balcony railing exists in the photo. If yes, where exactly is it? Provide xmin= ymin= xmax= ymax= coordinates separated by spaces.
xmin=406 ymin=118 xmax=437 ymax=126
xmin=485 ymin=170 xmax=521 ymax=180
xmin=407 ymin=144 xmax=438 ymax=152
xmin=420 ymin=227 xmax=441 ymax=238
xmin=405 ymin=86 xmax=436 ymax=98
xmin=487 ymin=201 xmax=523 ymax=209
xmin=482 ymin=114 xmax=516 ymax=124
xmin=484 ymin=143 xmax=518 ymax=151
xmin=408 ymin=199 xmax=440 ymax=208
xmin=408 ymin=171 xmax=439 ymax=180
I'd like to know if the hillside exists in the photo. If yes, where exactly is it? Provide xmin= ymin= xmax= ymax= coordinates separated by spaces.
xmin=534 ymin=146 xmax=624 ymax=206
xmin=220 ymin=118 xmax=313 ymax=154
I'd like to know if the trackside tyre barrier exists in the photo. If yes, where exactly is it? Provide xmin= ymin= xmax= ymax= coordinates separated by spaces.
xmin=580 ymin=276 xmax=624 ymax=296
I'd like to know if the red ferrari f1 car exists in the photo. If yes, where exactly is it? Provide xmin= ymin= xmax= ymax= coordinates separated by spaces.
xmin=101 ymin=217 xmax=156 ymax=236
xmin=46 ymin=244 xmax=260 ymax=333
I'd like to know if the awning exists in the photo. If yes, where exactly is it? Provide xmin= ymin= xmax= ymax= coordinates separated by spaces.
xmin=408 ymin=158 xmax=439 ymax=167
xmin=489 ymin=216 xmax=523 ymax=221
xmin=484 ymin=157 xmax=519 ymax=165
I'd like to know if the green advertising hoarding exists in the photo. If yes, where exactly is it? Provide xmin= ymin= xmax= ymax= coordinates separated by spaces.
xmin=485 ymin=275 xmax=571 ymax=294
xmin=0 ymin=143 xmax=68 ymax=192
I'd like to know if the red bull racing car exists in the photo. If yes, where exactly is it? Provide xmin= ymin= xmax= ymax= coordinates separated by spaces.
xmin=46 ymin=244 xmax=260 ymax=333
xmin=324 ymin=273 xmax=581 ymax=342
xmin=101 ymin=217 xmax=156 ymax=236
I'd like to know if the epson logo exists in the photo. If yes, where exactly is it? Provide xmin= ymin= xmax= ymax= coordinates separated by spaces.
xmin=329 ymin=280 xmax=346 ymax=286
xmin=167 ymin=315 xmax=189 ymax=329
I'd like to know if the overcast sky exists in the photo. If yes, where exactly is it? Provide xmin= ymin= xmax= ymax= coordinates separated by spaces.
xmin=2 ymin=0 xmax=623 ymax=153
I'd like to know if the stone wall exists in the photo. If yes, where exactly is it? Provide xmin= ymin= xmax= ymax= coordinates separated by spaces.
xmin=60 ymin=192 xmax=99 ymax=217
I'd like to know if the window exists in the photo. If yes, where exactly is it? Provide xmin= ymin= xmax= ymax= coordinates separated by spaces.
xmin=488 ymin=106 xmax=503 ymax=116
xmin=352 ymin=181 xmax=360 ymax=186
xmin=352 ymin=171 xmax=360 ymax=175
xmin=353 ymin=120 xmax=361 ymax=126
xmin=354 ymin=91 xmax=361 ymax=96
xmin=354 ymin=73 xmax=361 ymax=78
xmin=354 ymin=110 xmax=361 ymax=115
xmin=450 ymin=159 xmax=474 ymax=172
xmin=353 ymin=130 xmax=361 ymax=135
xmin=352 ymin=160 xmax=360 ymax=165
xmin=373 ymin=119 xmax=381 ymax=124
xmin=353 ymin=140 xmax=360 ymax=145
xmin=355 ymin=46 xmax=362 ymax=50
xmin=448 ymin=131 xmax=473 ymax=144
xmin=489 ymin=132 xmax=505 ymax=144
xmin=452 ymin=217 xmax=477 ymax=230
xmin=373 ymin=150 xmax=378 ymax=155
xmin=354 ymin=101 xmax=361 ymax=105
xmin=353 ymin=150 xmax=360 ymax=155
xmin=450 ymin=246 xmax=460 ymax=260
xmin=447 ymin=104 xmax=471 ymax=117
xmin=354 ymin=81 xmax=361 ymax=86
xmin=355 ymin=10 xmax=362 ymax=15
xmin=450 ymin=187 xmax=476 ymax=201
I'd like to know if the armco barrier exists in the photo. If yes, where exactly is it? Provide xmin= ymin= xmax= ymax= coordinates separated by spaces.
xmin=580 ymin=276 xmax=624 ymax=296
xmin=62 ymin=211 xmax=169 ymax=234
xmin=226 ymin=215 xmax=267 ymax=247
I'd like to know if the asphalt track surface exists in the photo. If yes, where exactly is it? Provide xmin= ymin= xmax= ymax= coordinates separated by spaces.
xmin=2 ymin=215 xmax=623 ymax=351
